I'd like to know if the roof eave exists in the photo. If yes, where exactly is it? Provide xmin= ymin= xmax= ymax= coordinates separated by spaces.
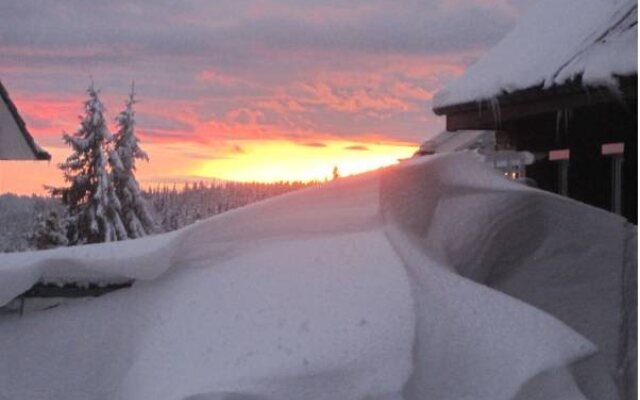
xmin=433 ymin=74 xmax=637 ymax=130
xmin=0 ymin=80 xmax=52 ymax=161
xmin=35 ymin=150 xmax=52 ymax=161
xmin=433 ymin=74 xmax=638 ymax=115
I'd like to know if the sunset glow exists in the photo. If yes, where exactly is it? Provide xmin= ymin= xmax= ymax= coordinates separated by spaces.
xmin=0 ymin=1 xmax=532 ymax=194
xmin=195 ymin=140 xmax=416 ymax=182
xmin=0 ymin=138 xmax=415 ymax=195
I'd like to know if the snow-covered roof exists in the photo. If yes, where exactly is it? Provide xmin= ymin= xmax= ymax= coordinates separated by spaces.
xmin=433 ymin=0 xmax=638 ymax=110
xmin=0 ymin=81 xmax=51 ymax=160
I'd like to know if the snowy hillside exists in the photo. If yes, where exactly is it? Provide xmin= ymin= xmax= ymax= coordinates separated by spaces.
xmin=0 ymin=153 xmax=635 ymax=400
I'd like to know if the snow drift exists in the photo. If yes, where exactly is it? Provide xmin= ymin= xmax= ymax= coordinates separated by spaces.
xmin=0 ymin=153 xmax=635 ymax=400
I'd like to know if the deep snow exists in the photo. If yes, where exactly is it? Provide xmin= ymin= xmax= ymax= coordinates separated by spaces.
xmin=0 ymin=153 xmax=636 ymax=400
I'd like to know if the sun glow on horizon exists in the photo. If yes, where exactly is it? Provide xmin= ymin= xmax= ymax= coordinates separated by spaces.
xmin=0 ymin=139 xmax=417 ymax=195
xmin=193 ymin=140 xmax=416 ymax=183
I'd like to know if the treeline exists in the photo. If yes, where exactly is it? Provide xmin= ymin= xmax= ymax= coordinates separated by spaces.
xmin=0 ymin=194 xmax=63 ymax=252
xmin=146 ymin=180 xmax=318 ymax=231
xmin=0 ymin=180 xmax=317 ymax=252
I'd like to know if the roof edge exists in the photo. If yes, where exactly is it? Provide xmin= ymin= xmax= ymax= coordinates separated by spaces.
xmin=0 ymin=81 xmax=52 ymax=161
xmin=433 ymin=74 xmax=637 ymax=117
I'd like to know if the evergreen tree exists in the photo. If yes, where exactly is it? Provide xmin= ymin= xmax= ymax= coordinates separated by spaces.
xmin=50 ymin=84 xmax=127 ymax=244
xmin=110 ymin=85 xmax=156 ymax=238
xmin=28 ymin=210 xmax=69 ymax=250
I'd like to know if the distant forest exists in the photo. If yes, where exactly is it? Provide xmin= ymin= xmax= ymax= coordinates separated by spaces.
xmin=0 ymin=180 xmax=319 ymax=253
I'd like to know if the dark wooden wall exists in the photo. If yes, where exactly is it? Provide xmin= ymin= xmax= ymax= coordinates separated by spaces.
xmin=504 ymin=98 xmax=637 ymax=223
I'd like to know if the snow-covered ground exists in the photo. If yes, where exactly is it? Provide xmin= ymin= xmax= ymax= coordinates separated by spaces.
xmin=0 ymin=153 xmax=636 ymax=400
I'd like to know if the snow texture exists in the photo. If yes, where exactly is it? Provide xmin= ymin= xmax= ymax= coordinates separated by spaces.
xmin=0 ymin=153 xmax=636 ymax=399
xmin=434 ymin=0 xmax=638 ymax=108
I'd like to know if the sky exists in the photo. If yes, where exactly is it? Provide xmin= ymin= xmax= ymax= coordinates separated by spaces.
xmin=0 ymin=0 xmax=534 ymax=194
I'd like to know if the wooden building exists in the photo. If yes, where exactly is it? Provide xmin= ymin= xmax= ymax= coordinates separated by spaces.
xmin=0 ymin=81 xmax=51 ymax=161
xmin=432 ymin=0 xmax=637 ymax=223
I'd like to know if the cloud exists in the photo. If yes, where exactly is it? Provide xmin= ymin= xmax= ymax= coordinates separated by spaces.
xmin=181 ymin=151 xmax=232 ymax=161
xmin=196 ymin=69 xmax=244 ymax=87
xmin=300 ymin=142 xmax=327 ymax=148
xmin=226 ymin=108 xmax=265 ymax=125
xmin=0 ymin=0 xmax=530 ymax=153
xmin=344 ymin=145 xmax=369 ymax=151
xmin=138 ymin=130 xmax=193 ymax=144
xmin=0 ymin=1 xmax=519 ymax=64
xmin=230 ymin=144 xmax=246 ymax=154
xmin=136 ymin=113 xmax=195 ymax=134
xmin=242 ymin=5 xmax=515 ymax=57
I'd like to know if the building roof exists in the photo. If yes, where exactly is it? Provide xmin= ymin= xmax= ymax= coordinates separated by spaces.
xmin=0 ymin=81 xmax=51 ymax=160
xmin=433 ymin=0 xmax=637 ymax=111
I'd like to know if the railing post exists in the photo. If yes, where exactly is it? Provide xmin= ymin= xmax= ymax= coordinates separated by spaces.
xmin=549 ymin=149 xmax=570 ymax=196
xmin=602 ymin=142 xmax=625 ymax=215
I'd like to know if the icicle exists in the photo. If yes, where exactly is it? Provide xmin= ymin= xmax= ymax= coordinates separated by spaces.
xmin=555 ymin=109 xmax=563 ymax=143
xmin=564 ymin=109 xmax=572 ymax=136
xmin=555 ymin=108 xmax=573 ymax=144
xmin=489 ymin=97 xmax=502 ymax=128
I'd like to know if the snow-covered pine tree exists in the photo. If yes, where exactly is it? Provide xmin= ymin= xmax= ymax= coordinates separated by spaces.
xmin=28 ymin=210 xmax=69 ymax=250
xmin=110 ymin=85 xmax=156 ymax=238
xmin=50 ymin=84 xmax=128 ymax=244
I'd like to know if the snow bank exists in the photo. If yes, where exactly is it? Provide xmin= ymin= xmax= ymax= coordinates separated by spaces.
xmin=0 ymin=227 xmax=181 ymax=305
xmin=0 ymin=167 xmax=384 ymax=307
xmin=0 ymin=153 xmax=635 ymax=399
xmin=380 ymin=153 xmax=636 ymax=399
xmin=433 ymin=0 xmax=638 ymax=108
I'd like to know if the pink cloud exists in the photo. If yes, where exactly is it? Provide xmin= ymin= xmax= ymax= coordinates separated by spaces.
xmin=196 ymin=69 xmax=244 ymax=87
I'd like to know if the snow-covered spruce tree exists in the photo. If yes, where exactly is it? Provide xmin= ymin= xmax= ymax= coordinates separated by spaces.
xmin=28 ymin=210 xmax=69 ymax=250
xmin=50 ymin=84 xmax=128 ymax=244
xmin=109 ymin=86 xmax=156 ymax=238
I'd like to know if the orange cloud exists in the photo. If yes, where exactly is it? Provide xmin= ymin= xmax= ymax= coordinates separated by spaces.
xmin=344 ymin=145 xmax=369 ymax=151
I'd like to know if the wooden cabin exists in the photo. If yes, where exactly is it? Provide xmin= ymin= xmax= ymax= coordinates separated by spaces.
xmin=432 ymin=1 xmax=637 ymax=223
xmin=0 ymin=81 xmax=51 ymax=161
